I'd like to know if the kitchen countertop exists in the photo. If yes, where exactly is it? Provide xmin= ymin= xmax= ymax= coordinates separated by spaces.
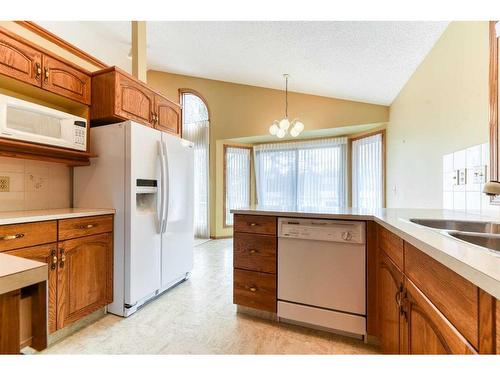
xmin=0 ymin=208 xmax=116 ymax=226
xmin=231 ymin=207 xmax=500 ymax=299
xmin=0 ymin=253 xmax=47 ymax=294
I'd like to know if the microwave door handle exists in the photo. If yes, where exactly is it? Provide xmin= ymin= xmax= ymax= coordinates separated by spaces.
xmin=157 ymin=140 xmax=166 ymax=234
xmin=161 ymin=138 xmax=169 ymax=234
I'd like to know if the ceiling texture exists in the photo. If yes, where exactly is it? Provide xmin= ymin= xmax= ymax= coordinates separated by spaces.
xmin=38 ymin=21 xmax=449 ymax=105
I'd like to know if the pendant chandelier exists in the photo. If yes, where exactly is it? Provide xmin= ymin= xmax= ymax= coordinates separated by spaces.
xmin=269 ymin=74 xmax=304 ymax=138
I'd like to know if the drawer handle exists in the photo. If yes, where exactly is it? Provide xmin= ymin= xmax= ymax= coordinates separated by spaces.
xmin=78 ymin=224 xmax=96 ymax=229
xmin=249 ymin=223 xmax=258 ymax=227
xmin=0 ymin=233 xmax=25 ymax=241
xmin=248 ymin=249 xmax=259 ymax=254
xmin=246 ymin=285 xmax=258 ymax=292
xmin=44 ymin=67 xmax=49 ymax=81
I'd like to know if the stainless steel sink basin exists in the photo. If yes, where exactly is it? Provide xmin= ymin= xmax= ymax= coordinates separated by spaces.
xmin=409 ymin=218 xmax=500 ymax=234
xmin=447 ymin=232 xmax=500 ymax=253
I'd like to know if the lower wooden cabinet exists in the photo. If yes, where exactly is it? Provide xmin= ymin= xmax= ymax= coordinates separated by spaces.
xmin=6 ymin=244 xmax=58 ymax=333
xmin=378 ymin=251 xmax=403 ymax=354
xmin=57 ymin=233 xmax=112 ymax=329
xmin=401 ymin=279 xmax=476 ymax=354
xmin=3 ymin=215 xmax=114 ymax=337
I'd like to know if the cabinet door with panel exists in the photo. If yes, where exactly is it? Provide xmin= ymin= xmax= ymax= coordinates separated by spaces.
xmin=154 ymin=95 xmax=181 ymax=135
xmin=115 ymin=73 xmax=154 ymax=127
xmin=378 ymin=250 xmax=403 ymax=354
xmin=6 ymin=244 xmax=58 ymax=333
xmin=42 ymin=55 xmax=91 ymax=105
xmin=57 ymin=233 xmax=112 ymax=329
xmin=0 ymin=30 xmax=42 ymax=86
xmin=401 ymin=279 xmax=476 ymax=354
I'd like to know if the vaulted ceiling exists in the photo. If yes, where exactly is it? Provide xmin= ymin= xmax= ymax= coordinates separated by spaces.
xmin=38 ymin=21 xmax=448 ymax=105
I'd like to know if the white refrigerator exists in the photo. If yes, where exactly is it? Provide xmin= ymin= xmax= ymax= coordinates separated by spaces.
xmin=74 ymin=121 xmax=194 ymax=317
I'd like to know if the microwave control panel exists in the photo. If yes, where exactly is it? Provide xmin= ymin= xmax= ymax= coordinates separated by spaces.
xmin=74 ymin=126 xmax=86 ymax=146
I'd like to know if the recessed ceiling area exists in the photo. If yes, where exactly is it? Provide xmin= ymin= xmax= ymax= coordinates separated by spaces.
xmin=37 ymin=21 xmax=448 ymax=105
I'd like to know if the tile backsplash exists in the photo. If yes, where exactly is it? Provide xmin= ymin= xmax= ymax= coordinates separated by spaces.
xmin=0 ymin=157 xmax=71 ymax=211
xmin=442 ymin=143 xmax=492 ymax=213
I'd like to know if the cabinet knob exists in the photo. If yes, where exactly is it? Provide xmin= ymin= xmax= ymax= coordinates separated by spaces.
xmin=249 ymin=223 xmax=258 ymax=227
xmin=248 ymin=249 xmax=258 ymax=254
xmin=248 ymin=286 xmax=257 ymax=292
xmin=78 ymin=224 xmax=95 ymax=229
xmin=50 ymin=249 xmax=57 ymax=270
xmin=34 ymin=62 xmax=42 ymax=80
xmin=44 ymin=67 xmax=49 ymax=81
xmin=59 ymin=249 xmax=66 ymax=268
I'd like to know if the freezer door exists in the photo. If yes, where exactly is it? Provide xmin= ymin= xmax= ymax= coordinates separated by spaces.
xmin=125 ymin=122 xmax=163 ymax=305
xmin=160 ymin=132 xmax=194 ymax=288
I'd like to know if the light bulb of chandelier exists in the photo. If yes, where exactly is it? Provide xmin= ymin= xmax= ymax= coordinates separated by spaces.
xmin=290 ymin=128 xmax=300 ymax=137
xmin=276 ymin=128 xmax=286 ymax=138
xmin=269 ymin=124 xmax=279 ymax=136
xmin=279 ymin=118 xmax=290 ymax=130
xmin=293 ymin=121 xmax=304 ymax=133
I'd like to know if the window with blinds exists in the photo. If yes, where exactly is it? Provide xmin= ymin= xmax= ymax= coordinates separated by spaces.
xmin=352 ymin=133 xmax=384 ymax=210
xmin=224 ymin=146 xmax=251 ymax=226
xmin=254 ymin=138 xmax=347 ymax=211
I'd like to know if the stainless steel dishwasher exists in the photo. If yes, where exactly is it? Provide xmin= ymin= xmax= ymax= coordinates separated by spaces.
xmin=277 ymin=218 xmax=366 ymax=339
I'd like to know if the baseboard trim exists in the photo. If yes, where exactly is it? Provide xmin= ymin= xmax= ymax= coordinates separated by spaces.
xmin=210 ymin=235 xmax=233 ymax=240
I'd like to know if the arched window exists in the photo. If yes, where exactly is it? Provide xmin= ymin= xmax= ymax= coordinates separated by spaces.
xmin=180 ymin=89 xmax=210 ymax=239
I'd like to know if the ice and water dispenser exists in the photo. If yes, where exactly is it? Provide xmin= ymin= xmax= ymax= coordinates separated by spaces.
xmin=135 ymin=179 xmax=158 ymax=214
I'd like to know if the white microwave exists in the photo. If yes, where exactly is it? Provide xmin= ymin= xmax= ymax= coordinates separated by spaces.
xmin=0 ymin=94 xmax=87 ymax=151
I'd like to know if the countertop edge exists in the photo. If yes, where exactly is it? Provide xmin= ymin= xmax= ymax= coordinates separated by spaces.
xmin=0 ymin=209 xmax=116 ymax=226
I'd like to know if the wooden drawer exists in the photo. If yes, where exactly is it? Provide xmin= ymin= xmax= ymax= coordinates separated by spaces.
xmin=234 ymin=214 xmax=276 ymax=236
xmin=0 ymin=221 xmax=57 ymax=252
xmin=404 ymin=242 xmax=479 ymax=349
xmin=58 ymin=215 xmax=113 ymax=241
xmin=378 ymin=225 xmax=404 ymax=270
xmin=234 ymin=233 xmax=276 ymax=274
xmin=233 ymin=269 xmax=276 ymax=312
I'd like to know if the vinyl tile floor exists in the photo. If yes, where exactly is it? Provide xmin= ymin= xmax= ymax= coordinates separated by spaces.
xmin=42 ymin=239 xmax=380 ymax=354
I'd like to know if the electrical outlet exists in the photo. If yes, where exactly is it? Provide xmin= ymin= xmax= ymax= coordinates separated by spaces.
xmin=0 ymin=176 xmax=10 ymax=192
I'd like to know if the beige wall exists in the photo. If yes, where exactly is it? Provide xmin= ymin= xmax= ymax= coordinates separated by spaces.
xmin=147 ymin=70 xmax=389 ymax=237
xmin=387 ymin=21 xmax=489 ymax=208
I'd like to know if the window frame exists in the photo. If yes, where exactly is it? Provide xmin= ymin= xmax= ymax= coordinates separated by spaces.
xmin=348 ymin=129 xmax=386 ymax=208
xmin=223 ymin=144 xmax=253 ymax=228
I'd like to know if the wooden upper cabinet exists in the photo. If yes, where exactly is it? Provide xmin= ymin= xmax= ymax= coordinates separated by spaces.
xmin=115 ymin=73 xmax=154 ymax=126
xmin=57 ymin=233 xmax=112 ymax=329
xmin=0 ymin=28 xmax=91 ymax=105
xmin=0 ymin=30 xmax=42 ymax=87
xmin=41 ymin=55 xmax=91 ymax=105
xmin=401 ymin=279 xmax=476 ymax=354
xmin=6 ymin=244 xmax=58 ymax=333
xmin=378 ymin=250 xmax=403 ymax=354
xmin=154 ymin=95 xmax=181 ymax=135
xmin=91 ymin=67 xmax=182 ymax=135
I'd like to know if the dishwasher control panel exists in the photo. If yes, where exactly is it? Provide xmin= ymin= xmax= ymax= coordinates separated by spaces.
xmin=278 ymin=218 xmax=365 ymax=244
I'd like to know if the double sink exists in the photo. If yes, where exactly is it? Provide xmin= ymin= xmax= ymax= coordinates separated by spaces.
xmin=410 ymin=218 xmax=500 ymax=253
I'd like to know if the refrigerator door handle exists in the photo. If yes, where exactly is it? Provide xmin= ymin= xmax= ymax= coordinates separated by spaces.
xmin=161 ymin=138 xmax=169 ymax=234
xmin=157 ymin=140 xmax=166 ymax=234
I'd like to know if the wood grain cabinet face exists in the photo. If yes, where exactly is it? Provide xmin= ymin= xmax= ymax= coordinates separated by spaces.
xmin=57 ymin=233 xmax=112 ymax=329
xmin=0 ymin=221 xmax=57 ymax=252
xmin=6 ymin=244 xmax=58 ymax=333
xmin=404 ymin=242 xmax=479 ymax=349
xmin=233 ymin=233 xmax=276 ymax=274
xmin=233 ymin=215 xmax=277 ymax=236
xmin=233 ymin=268 xmax=276 ymax=313
xmin=378 ymin=251 xmax=403 ymax=354
xmin=154 ymin=95 xmax=181 ymax=135
xmin=115 ymin=73 xmax=154 ymax=127
xmin=41 ymin=55 xmax=91 ymax=105
xmin=0 ymin=30 xmax=42 ymax=87
xmin=58 ymin=215 xmax=113 ymax=241
xmin=401 ymin=279 xmax=476 ymax=354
